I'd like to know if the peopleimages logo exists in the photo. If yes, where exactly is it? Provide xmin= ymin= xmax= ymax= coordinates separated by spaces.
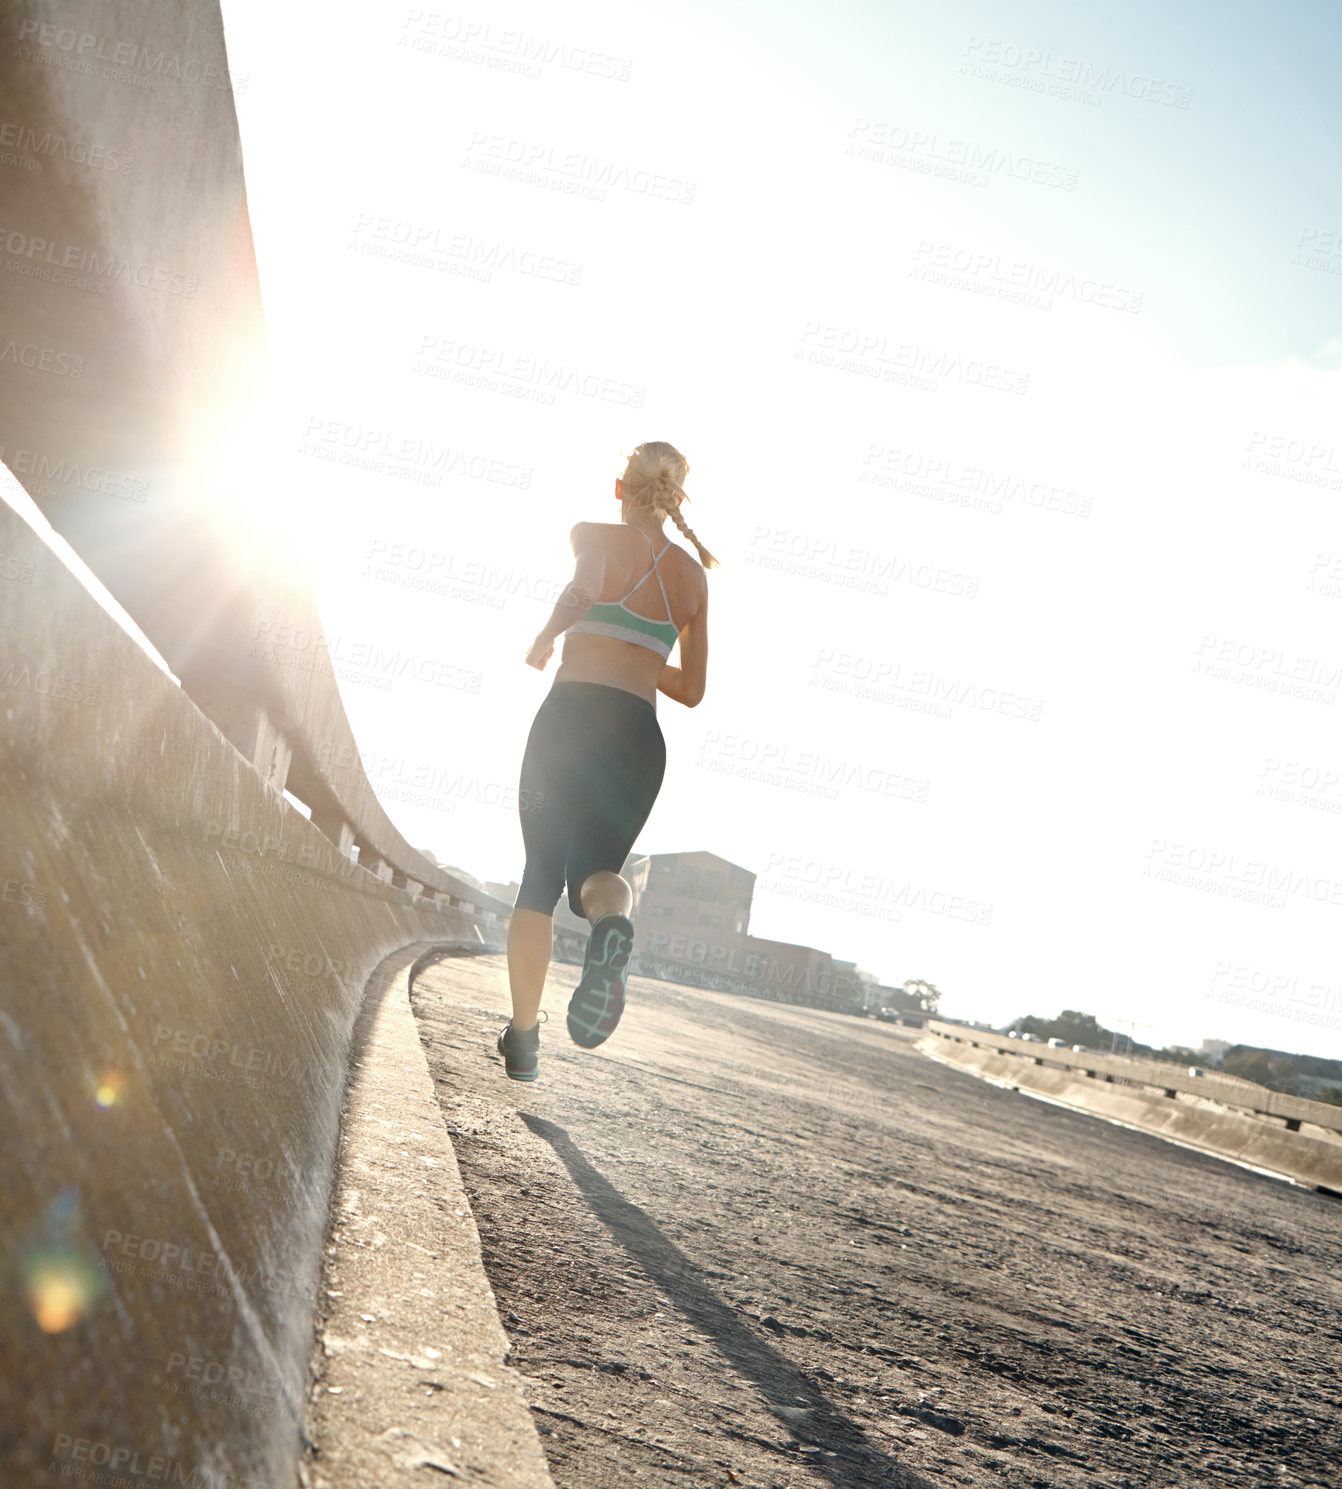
xmin=910 ymin=240 xmax=1142 ymax=313
xmin=349 ymin=212 xmax=583 ymax=286
xmin=0 ymin=226 xmax=198 ymax=296
xmin=3 ymin=876 xmax=48 ymax=907
xmin=15 ymin=20 xmax=240 ymax=91
xmin=809 ymin=648 xmax=1044 ymax=723
xmin=399 ymin=11 xmax=634 ymax=82
xmin=1257 ymin=756 xmax=1342 ymax=814
xmin=299 ymin=415 xmax=532 ymax=490
xmin=1143 ymin=839 xmax=1342 ymax=911
xmin=0 ymin=441 xmax=149 ymax=502
xmin=1206 ymin=961 xmax=1342 ymax=1028
xmin=1192 ymin=635 xmax=1340 ymax=706
xmin=0 ymin=662 xmax=100 ymax=707
xmin=759 ymin=851 xmax=993 ymax=926
xmin=161 ymin=1349 xmax=283 ymax=1418
xmin=746 ymin=525 xmax=980 ymax=599
xmin=859 ymin=443 xmax=1093 ymax=519
xmin=797 ymin=321 xmax=1030 ymax=395
xmin=202 ymin=819 xmax=359 ymax=886
xmin=462 ymin=131 xmax=696 ymax=205
xmin=362 ymin=537 xmax=567 ymax=610
xmin=248 ymin=617 xmax=484 ymax=695
xmin=959 ymin=37 xmax=1193 ymax=109
xmin=696 ymin=729 xmax=931 ymax=804
xmin=413 ymin=334 xmax=646 ymax=408
xmin=846 ymin=119 xmax=1079 ymax=192
xmin=149 ymin=1025 xmax=301 ymax=1081
xmin=100 ymin=1226 xmax=316 ymax=1310
xmin=50 ymin=1434 xmax=273 ymax=1486
xmin=1241 ymin=429 xmax=1342 ymax=491
xmin=0 ymin=334 xmax=83 ymax=377
xmin=0 ymin=119 xmax=133 ymax=174
xmin=1293 ymin=225 xmax=1342 ymax=277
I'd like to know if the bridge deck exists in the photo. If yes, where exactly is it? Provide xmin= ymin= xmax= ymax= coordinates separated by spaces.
xmin=408 ymin=954 xmax=1339 ymax=1489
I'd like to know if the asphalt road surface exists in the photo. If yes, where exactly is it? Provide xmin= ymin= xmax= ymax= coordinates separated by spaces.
xmin=410 ymin=954 xmax=1341 ymax=1489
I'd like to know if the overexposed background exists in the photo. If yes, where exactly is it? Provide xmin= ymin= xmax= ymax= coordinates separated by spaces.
xmin=215 ymin=0 xmax=1342 ymax=1056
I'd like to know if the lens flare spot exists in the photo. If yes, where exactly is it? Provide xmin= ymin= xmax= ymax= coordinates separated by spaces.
xmin=94 ymin=1072 xmax=124 ymax=1109
xmin=23 ymin=1252 xmax=103 ymax=1333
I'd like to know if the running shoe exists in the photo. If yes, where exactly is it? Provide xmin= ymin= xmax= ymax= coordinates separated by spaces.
xmin=567 ymin=913 xmax=633 ymax=1049
xmin=497 ymin=1019 xmax=541 ymax=1081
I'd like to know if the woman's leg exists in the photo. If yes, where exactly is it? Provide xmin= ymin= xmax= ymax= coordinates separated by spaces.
xmin=507 ymin=909 xmax=553 ymax=1031
xmin=566 ymin=694 xmax=665 ymax=925
xmin=578 ymin=869 xmax=633 ymax=924
xmin=508 ymin=689 xmax=575 ymax=1031
xmin=562 ymin=694 xmax=666 ymax=1048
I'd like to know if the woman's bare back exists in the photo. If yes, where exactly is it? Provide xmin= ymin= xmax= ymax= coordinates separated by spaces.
xmin=555 ymin=522 xmax=706 ymax=703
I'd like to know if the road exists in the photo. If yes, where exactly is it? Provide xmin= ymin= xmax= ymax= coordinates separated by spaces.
xmin=410 ymin=954 xmax=1340 ymax=1489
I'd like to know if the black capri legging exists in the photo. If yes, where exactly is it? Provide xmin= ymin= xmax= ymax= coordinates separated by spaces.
xmin=515 ymin=681 xmax=667 ymax=917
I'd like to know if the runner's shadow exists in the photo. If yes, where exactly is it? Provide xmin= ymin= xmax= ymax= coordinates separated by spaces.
xmin=521 ymin=1114 xmax=939 ymax=1489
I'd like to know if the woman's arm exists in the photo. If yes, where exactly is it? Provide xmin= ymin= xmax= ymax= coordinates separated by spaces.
xmin=526 ymin=524 xmax=606 ymax=669
xmin=657 ymin=572 xmax=708 ymax=706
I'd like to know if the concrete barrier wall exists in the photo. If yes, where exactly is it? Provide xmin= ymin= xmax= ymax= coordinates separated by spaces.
xmin=0 ymin=504 xmax=505 ymax=1481
xmin=919 ymin=1026 xmax=1342 ymax=1194
xmin=0 ymin=0 xmax=502 ymax=915
xmin=920 ymin=1020 xmax=1342 ymax=1134
xmin=0 ymin=6 xmax=535 ymax=1479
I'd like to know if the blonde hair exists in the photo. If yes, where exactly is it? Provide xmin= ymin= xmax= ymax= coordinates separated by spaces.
xmin=621 ymin=440 xmax=719 ymax=570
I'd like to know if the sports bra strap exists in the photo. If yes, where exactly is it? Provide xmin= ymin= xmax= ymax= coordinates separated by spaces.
xmin=619 ymin=528 xmax=674 ymax=622
xmin=631 ymin=527 xmax=672 ymax=561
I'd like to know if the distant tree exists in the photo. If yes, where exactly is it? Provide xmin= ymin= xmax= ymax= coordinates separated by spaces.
xmin=1222 ymin=1050 xmax=1304 ymax=1096
xmin=878 ymin=980 xmax=940 ymax=1015
xmin=902 ymin=979 xmax=941 ymax=1014
xmin=1313 ymin=1086 xmax=1342 ymax=1107
xmin=1222 ymin=1050 xmax=1274 ymax=1085
xmin=1017 ymin=1010 xmax=1108 ymax=1047
xmin=1220 ymin=1047 xmax=1342 ymax=1084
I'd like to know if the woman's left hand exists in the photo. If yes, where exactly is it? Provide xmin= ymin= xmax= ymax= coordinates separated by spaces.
xmin=526 ymin=636 xmax=554 ymax=670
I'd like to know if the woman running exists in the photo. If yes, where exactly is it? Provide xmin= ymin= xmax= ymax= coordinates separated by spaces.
xmin=498 ymin=440 xmax=716 ymax=1080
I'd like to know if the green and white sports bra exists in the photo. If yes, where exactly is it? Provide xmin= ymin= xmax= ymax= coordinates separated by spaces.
xmin=567 ymin=528 xmax=680 ymax=658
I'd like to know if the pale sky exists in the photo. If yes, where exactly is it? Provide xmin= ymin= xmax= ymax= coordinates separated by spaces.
xmin=200 ymin=0 xmax=1341 ymax=1058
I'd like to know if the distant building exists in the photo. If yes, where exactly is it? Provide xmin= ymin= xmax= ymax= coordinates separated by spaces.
xmin=484 ymin=880 xmax=520 ymax=906
xmin=482 ymin=847 xmax=881 ymax=1012
xmin=834 ymin=959 xmax=879 ymax=1010
xmin=629 ymin=850 xmax=754 ymax=943
xmin=627 ymin=849 xmax=752 ymax=984
xmin=736 ymin=934 xmax=843 ymax=1007
xmin=623 ymin=850 xmax=863 ymax=1012
xmin=1200 ymin=1039 xmax=1233 ymax=1066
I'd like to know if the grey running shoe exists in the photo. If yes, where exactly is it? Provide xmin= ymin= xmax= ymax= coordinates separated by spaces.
xmin=497 ymin=1019 xmax=541 ymax=1081
xmin=567 ymin=913 xmax=633 ymax=1049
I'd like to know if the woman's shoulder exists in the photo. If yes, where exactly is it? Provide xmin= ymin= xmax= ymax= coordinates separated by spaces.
xmin=571 ymin=520 xmax=625 ymax=542
xmin=569 ymin=520 xmax=621 ymax=551
xmin=572 ymin=521 xmax=700 ymax=574
xmin=572 ymin=520 xmax=673 ymax=548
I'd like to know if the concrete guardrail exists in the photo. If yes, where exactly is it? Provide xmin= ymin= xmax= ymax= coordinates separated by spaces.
xmin=0 ymin=2 xmax=522 ymax=1482
xmin=919 ymin=1022 xmax=1342 ymax=1194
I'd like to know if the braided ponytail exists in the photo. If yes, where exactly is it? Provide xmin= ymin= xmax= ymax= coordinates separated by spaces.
xmin=657 ymin=487 xmax=719 ymax=570
xmin=621 ymin=441 xmax=720 ymax=570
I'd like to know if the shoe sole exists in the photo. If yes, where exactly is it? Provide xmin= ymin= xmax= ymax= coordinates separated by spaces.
xmin=567 ymin=915 xmax=632 ymax=1049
